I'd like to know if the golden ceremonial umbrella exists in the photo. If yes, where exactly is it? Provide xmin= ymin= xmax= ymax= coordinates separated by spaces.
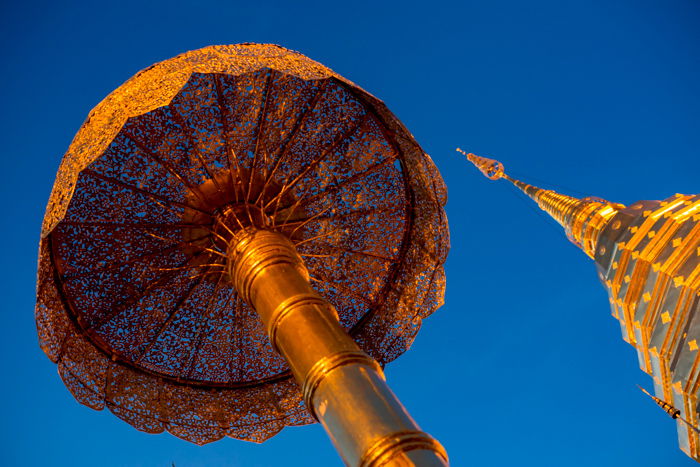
xmin=36 ymin=44 xmax=449 ymax=466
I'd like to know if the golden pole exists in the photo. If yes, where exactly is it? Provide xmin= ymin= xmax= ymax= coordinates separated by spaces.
xmin=226 ymin=228 xmax=448 ymax=467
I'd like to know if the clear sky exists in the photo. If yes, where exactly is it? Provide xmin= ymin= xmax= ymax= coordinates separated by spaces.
xmin=1 ymin=1 xmax=698 ymax=466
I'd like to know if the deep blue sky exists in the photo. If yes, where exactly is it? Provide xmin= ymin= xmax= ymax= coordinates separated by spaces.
xmin=1 ymin=1 xmax=698 ymax=466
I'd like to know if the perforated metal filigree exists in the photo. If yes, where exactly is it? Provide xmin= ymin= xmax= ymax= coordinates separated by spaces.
xmin=36 ymin=44 xmax=449 ymax=444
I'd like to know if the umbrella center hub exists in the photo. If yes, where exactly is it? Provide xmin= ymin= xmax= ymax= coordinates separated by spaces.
xmin=181 ymin=168 xmax=301 ymax=270
xmin=211 ymin=202 xmax=270 ymax=249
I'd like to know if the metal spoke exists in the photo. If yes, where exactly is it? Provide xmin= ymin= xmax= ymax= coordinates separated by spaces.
xmin=254 ymin=81 xmax=328 ymax=206
xmin=185 ymin=274 xmax=229 ymax=379
xmin=247 ymin=69 xmax=274 ymax=205
xmin=168 ymin=104 xmax=224 ymax=193
xmin=59 ymin=221 xmax=201 ymax=229
xmin=59 ymin=231 xmax=212 ymax=280
xmin=121 ymin=125 xmax=209 ymax=206
xmin=301 ymin=241 xmax=397 ymax=263
xmin=82 ymin=169 xmax=211 ymax=217
xmin=282 ymin=205 xmax=332 ymax=236
xmin=134 ymin=274 xmax=208 ymax=364
xmin=213 ymin=74 xmax=245 ymax=203
xmin=277 ymin=154 xmax=397 ymax=213
xmin=87 ymin=257 xmax=198 ymax=330
xmin=309 ymin=273 xmax=373 ymax=306
xmin=231 ymin=293 xmax=245 ymax=382
xmin=277 ymin=204 xmax=403 ymax=229
xmin=266 ymin=113 xmax=368 ymax=216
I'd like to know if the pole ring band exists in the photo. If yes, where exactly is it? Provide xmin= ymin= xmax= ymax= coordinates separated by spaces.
xmin=227 ymin=230 xmax=307 ymax=304
xmin=267 ymin=293 xmax=333 ymax=351
xmin=359 ymin=430 xmax=449 ymax=467
xmin=302 ymin=350 xmax=383 ymax=420
xmin=237 ymin=252 xmax=307 ymax=304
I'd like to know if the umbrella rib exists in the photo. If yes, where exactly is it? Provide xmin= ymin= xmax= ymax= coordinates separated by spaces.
xmin=83 ymin=169 xmax=211 ymax=216
xmin=213 ymin=74 xmax=245 ymax=203
xmin=266 ymin=112 xmax=368 ymax=214
xmin=134 ymin=274 xmax=208 ymax=364
xmin=120 ymin=126 xmax=209 ymax=205
xmin=254 ymin=80 xmax=329 ymax=206
xmin=168 ymin=104 xmax=223 ymax=192
xmin=61 ymin=243 xmax=177 ymax=281
xmin=231 ymin=292 xmax=244 ymax=382
xmin=84 ymin=247 xmax=211 ymax=330
xmin=60 ymin=231 xmax=212 ymax=280
xmin=279 ymin=204 xmax=402 ymax=228
xmin=184 ymin=274 xmax=228 ymax=379
xmin=291 ymin=224 xmax=338 ymax=245
xmin=303 ymin=241 xmax=397 ymax=263
xmin=286 ymin=154 xmax=398 ymax=211
xmin=269 ymin=115 xmax=366 ymax=227
xmin=277 ymin=204 xmax=331 ymax=236
xmin=246 ymin=69 xmax=274 ymax=205
xmin=309 ymin=273 xmax=373 ymax=306
xmin=86 ymin=263 xmax=190 ymax=330
xmin=144 ymin=232 xmax=225 ymax=260
xmin=59 ymin=221 xmax=202 ymax=229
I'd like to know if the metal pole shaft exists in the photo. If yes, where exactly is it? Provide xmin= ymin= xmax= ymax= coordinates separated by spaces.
xmin=227 ymin=229 xmax=448 ymax=467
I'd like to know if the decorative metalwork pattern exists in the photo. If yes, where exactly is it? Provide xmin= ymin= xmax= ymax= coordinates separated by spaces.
xmin=464 ymin=151 xmax=700 ymax=462
xmin=596 ymin=194 xmax=700 ymax=459
xmin=35 ymin=44 xmax=449 ymax=445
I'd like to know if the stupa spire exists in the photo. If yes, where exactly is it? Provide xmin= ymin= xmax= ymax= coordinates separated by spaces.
xmin=457 ymin=149 xmax=623 ymax=259
xmin=460 ymin=148 xmax=700 ymax=462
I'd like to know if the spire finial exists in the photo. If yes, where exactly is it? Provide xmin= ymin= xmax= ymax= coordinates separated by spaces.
xmin=457 ymin=149 xmax=623 ymax=259
xmin=456 ymin=148 xmax=505 ymax=180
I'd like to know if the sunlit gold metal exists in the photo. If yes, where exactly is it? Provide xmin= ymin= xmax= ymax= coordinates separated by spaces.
xmin=638 ymin=385 xmax=700 ymax=436
xmin=459 ymin=151 xmax=622 ymax=258
xmin=34 ymin=43 xmax=450 ymax=464
xmin=457 ymin=149 xmax=504 ymax=180
xmin=463 ymin=150 xmax=700 ymax=462
xmin=226 ymin=228 xmax=448 ymax=466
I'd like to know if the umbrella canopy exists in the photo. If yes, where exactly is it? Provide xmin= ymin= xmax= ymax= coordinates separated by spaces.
xmin=36 ymin=44 xmax=449 ymax=444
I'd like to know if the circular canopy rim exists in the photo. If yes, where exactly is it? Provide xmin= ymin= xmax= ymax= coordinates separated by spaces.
xmin=36 ymin=43 xmax=449 ymax=444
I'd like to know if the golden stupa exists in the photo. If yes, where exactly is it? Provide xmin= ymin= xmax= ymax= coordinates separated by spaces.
xmin=463 ymin=150 xmax=700 ymax=462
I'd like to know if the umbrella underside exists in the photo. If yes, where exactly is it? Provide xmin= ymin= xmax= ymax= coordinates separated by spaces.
xmin=51 ymin=69 xmax=409 ymax=387
xmin=36 ymin=44 xmax=448 ymax=444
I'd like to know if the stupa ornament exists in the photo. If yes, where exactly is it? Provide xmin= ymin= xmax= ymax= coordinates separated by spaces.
xmin=462 ymin=149 xmax=700 ymax=462
xmin=35 ymin=44 xmax=450 ymax=466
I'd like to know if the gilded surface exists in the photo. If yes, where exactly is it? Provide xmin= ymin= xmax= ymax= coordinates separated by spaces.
xmin=464 ymin=152 xmax=700 ymax=462
xmin=36 ymin=44 xmax=449 ymax=444
xmin=596 ymin=194 xmax=700 ymax=459
xmin=461 ymin=152 xmax=620 ymax=258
